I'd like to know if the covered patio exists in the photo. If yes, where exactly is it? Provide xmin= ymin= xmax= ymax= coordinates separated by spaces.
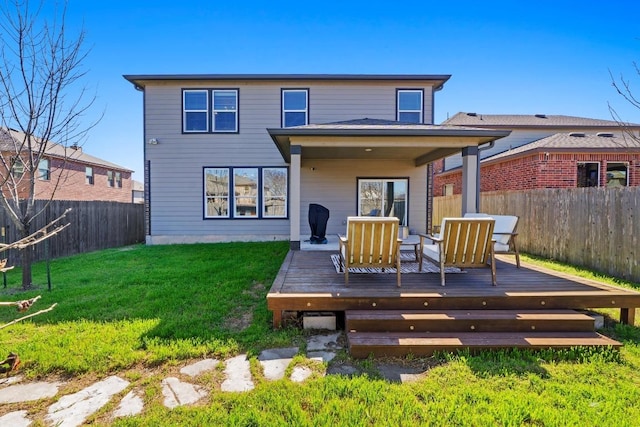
xmin=268 ymin=119 xmax=511 ymax=250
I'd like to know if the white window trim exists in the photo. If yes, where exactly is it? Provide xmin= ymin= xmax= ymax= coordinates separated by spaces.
xmin=397 ymin=89 xmax=423 ymax=123
xmin=233 ymin=168 xmax=259 ymax=218
xmin=282 ymin=89 xmax=309 ymax=127
xmin=606 ymin=162 xmax=629 ymax=186
xmin=204 ymin=167 xmax=231 ymax=218
xmin=212 ymin=89 xmax=238 ymax=133
xmin=183 ymin=89 xmax=209 ymax=133
xmin=86 ymin=166 xmax=94 ymax=185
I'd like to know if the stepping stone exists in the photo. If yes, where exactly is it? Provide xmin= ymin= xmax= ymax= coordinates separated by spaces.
xmin=161 ymin=377 xmax=207 ymax=409
xmin=113 ymin=389 xmax=144 ymax=418
xmin=258 ymin=347 xmax=298 ymax=381
xmin=0 ymin=381 xmax=62 ymax=403
xmin=308 ymin=350 xmax=336 ymax=363
xmin=290 ymin=366 xmax=314 ymax=383
xmin=47 ymin=376 xmax=129 ymax=427
xmin=0 ymin=375 xmax=23 ymax=387
xmin=0 ymin=410 xmax=31 ymax=427
xmin=307 ymin=332 xmax=342 ymax=351
xmin=180 ymin=358 xmax=220 ymax=377
xmin=375 ymin=363 xmax=427 ymax=383
xmin=221 ymin=355 xmax=254 ymax=392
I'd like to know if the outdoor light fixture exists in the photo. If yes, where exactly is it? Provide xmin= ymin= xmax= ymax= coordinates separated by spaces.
xmin=365 ymin=148 xmax=373 ymax=152
xmin=148 ymin=138 xmax=159 ymax=145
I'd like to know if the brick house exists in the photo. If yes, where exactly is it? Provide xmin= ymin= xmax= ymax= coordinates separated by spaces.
xmin=1 ymin=128 xmax=133 ymax=203
xmin=434 ymin=113 xmax=640 ymax=196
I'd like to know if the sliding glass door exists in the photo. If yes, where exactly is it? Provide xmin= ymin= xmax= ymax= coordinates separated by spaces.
xmin=358 ymin=178 xmax=408 ymax=226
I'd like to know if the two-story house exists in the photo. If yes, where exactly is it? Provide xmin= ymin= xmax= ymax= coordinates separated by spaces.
xmin=434 ymin=113 xmax=640 ymax=195
xmin=124 ymin=74 xmax=510 ymax=249
xmin=1 ymin=127 xmax=133 ymax=203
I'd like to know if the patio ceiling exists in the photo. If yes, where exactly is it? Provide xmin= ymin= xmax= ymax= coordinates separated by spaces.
xmin=268 ymin=119 xmax=511 ymax=166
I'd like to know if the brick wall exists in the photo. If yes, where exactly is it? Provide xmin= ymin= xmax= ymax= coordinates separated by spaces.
xmin=433 ymin=151 xmax=640 ymax=196
xmin=2 ymin=154 xmax=132 ymax=203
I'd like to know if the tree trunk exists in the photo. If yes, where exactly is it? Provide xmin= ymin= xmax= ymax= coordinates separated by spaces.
xmin=20 ymin=223 xmax=32 ymax=289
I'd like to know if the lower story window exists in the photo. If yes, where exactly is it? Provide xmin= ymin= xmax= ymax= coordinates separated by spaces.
xmin=358 ymin=178 xmax=408 ymax=226
xmin=606 ymin=162 xmax=628 ymax=187
xmin=577 ymin=162 xmax=599 ymax=187
xmin=204 ymin=167 xmax=288 ymax=219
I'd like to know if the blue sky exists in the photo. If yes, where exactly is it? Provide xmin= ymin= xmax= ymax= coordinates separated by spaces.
xmin=45 ymin=1 xmax=640 ymax=180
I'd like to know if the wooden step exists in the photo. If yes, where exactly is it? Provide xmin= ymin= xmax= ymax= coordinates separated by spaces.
xmin=345 ymin=309 xmax=596 ymax=333
xmin=347 ymin=331 xmax=621 ymax=358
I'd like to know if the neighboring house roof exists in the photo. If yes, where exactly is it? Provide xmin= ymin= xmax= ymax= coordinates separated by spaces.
xmin=0 ymin=128 xmax=132 ymax=172
xmin=485 ymin=132 xmax=640 ymax=162
xmin=443 ymin=112 xmax=640 ymax=129
xmin=124 ymin=74 xmax=452 ymax=90
xmin=132 ymin=180 xmax=144 ymax=192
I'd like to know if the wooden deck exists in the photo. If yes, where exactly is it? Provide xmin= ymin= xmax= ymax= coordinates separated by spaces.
xmin=268 ymin=250 xmax=640 ymax=323
xmin=267 ymin=250 xmax=640 ymax=356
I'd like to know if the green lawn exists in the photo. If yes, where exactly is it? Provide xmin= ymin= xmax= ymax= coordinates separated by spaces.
xmin=1 ymin=243 xmax=639 ymax=426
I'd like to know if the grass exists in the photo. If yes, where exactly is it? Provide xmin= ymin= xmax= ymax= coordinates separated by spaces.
xmin=0 ymin=244 xmax=639 ymax=426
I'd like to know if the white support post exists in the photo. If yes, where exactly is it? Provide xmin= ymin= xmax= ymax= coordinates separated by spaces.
xmin=461 ymin=146 xmax=479 ymax=215
xmin=289 ymin=145 xmax=301 ymax=250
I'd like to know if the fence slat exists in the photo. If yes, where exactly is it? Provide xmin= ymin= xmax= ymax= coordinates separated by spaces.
xmin=433 ymin=188 xmax=640 ymax=282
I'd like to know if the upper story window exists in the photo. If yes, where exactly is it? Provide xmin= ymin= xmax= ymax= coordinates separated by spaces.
xmin=213 ymin=90 xmax=238 ymax=132
xmin=183 ymin=89 xmax=238 ymax=133
xmin=397 ymin=89 xmax=423 ymax=124
xmin=107 ymin=170 xmax=114 ymax=187
xmin=282 ymin=89 xmax=308 ymax=127
xmin=115 ymin=171 xmax=122 ymax=188
xmin=183 ymin=90 xmax=209 ymax=132
xmin=86 ymin=166 xmax=94 ymax=185
xmin=38 ymin=158 xmax=50 ymax=181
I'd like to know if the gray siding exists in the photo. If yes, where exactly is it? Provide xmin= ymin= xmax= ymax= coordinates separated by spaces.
xmin=299 ymin=159 xmax=428 ymax=238
xmin=143 ymin=79 xmax=436 ymax=243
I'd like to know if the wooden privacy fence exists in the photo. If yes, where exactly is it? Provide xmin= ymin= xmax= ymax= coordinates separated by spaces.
xmin=433 ymin=187 xmax=640 ymax=283
xmin=0 ymin=200 xmax=145 ymax=266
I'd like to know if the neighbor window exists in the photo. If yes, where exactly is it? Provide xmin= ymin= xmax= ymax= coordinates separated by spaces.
xmin=204 ymin=167 xmax=288 ymax=219
xmin=107 ymin=170 xmax=114 ymax=187
xmin=11 ymin=158 xmax=24 ymax=180
xmin=282 ymin=89 xmax=308 ymax=127
xmin=606 ymin=162 xmax=628 ymax=187
xmin=212 ymin=90 xmax=238 ymax=132
xmin=86 ymin=166 xmax=94 ymax=185
xmin=577 ymin=162 xmax=600 ymax=187
xmin=263 ymin=168 xmax=288 ymax=218
xmin=115 ymin=172 xmax=122 ymax=188
xmin=358 ymin=178 xmax=408 ymax=226
xmin=38 ymin=159 xmax=50 ymax=181
xmin=397 ymin=89 xmax=423 ymax=123
xmin=183 ymin=90 xmax=209 ymax=132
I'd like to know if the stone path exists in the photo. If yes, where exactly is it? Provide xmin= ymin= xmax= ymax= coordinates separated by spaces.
xmin=0 ymin=332 xmax=428 ymax=426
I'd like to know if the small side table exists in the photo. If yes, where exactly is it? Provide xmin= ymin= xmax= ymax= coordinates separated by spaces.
xmin=400 ymin=234 xmax=421 ymax=262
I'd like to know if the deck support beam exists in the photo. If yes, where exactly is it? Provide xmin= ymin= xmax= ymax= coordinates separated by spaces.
xmin=620 ymin=308 xmax=636 ymax=325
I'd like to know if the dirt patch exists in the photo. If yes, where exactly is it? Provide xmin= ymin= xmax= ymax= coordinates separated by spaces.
xmin=222 ymin=309 xmax=253 ymax=332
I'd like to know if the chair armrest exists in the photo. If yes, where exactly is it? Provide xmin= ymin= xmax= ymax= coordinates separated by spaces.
xmin=418 ymin=232 xmax=442 ymax=243
xmin=338 ymin=234 xmax=347 ymax=243
xmin=493 ymin=232 xmax=518 ymax=236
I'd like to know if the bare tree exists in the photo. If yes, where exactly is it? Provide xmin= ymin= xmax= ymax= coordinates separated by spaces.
xmin=609 ymin=62 xmax=640 ymax=145
xmin=0 ymin=1 xmax=96 ymax=289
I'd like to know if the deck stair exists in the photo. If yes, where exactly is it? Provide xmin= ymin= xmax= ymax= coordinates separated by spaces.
xmin=345 ymin=309 xmax=621 ymax=358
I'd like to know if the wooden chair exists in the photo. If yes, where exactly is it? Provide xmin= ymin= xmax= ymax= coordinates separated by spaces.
xmin=464 ymin=213 xmax=521 ymax=268
xmin=419 ymin=217 xmax=497 ymax=287
xmin=338 ymin=216 xmax=402 ymax=287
